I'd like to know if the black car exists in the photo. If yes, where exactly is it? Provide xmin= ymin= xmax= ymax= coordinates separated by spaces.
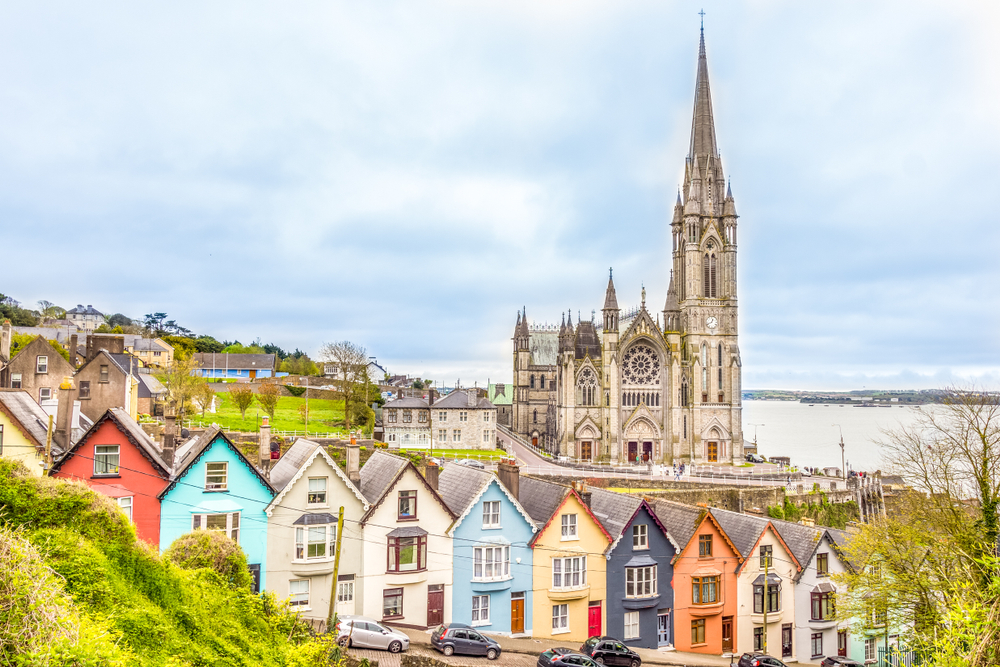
xmin=538 ymin=648 xmax=600 ymax=667
xmin=431 ymin=623 xmax=501 ymax=660
xmin=821 ymin=658 xmax=863 ymax=667
xmin=738 ymin=654 xmax=788 ymax=667
xmin=580 ymin=636 xmax=641 ymax=667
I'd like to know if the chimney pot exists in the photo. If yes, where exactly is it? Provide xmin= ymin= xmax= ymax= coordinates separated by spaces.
xmin=424 ymin=462 xmax=440 ymax=491
xmin=345 ymin=438 xmax=361 ymax=486
xmin=496 ymin=460 xmax=521 ymax=501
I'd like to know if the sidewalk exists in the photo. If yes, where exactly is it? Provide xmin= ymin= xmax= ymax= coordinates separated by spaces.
xmin=398 ymin=627 xmax=735 ymax=667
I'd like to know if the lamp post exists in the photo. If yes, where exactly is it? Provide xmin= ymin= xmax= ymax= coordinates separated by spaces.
xmin=748 ymin=423 xmax=765 ymax=456
xmin=833 ymin=424 xmax=845 ymax=481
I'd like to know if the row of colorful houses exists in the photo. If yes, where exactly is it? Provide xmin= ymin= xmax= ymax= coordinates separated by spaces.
xmin=0 ymin=398 xmax=894 ymax=664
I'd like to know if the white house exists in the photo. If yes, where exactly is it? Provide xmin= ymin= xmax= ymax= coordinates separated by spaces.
xmin=789 ymin=528 xmax=851 ymax=663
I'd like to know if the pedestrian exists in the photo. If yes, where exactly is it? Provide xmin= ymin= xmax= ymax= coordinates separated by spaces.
xmin=787 ymin=475 xmax=791 ymax=485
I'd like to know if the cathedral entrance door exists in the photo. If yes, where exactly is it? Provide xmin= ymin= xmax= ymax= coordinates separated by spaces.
xmin=707 ymin=441 xmax=718 ymax=462
xmin=627 ymin=441 xmax=638 ymax=463
xmin=532 ymin=437 xmax=538 ymax=447
xmin=581 ymin=441 xmax=592 ymax=461
xmin=642 ymin=441 xmax=652 ymax=462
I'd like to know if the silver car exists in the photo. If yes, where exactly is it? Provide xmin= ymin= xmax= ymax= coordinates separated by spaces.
xmin=336 ymin=615 xmax=410 ymax=653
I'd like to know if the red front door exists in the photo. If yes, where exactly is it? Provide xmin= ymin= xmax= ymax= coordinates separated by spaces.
xmin=427 ymin=585 xmax=444 ymax=627
xmin=588 ymin=602 xmax=601 ymax=638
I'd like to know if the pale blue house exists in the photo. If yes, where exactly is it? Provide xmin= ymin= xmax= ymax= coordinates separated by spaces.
xmin=438 ymin=461 xmax=536 ymax=636
xmin=158 ymin=426 xmax=275 ymax=591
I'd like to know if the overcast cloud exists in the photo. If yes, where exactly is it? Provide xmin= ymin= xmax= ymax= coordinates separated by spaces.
xmin=1 ymin=1 xmax=998 ymax=390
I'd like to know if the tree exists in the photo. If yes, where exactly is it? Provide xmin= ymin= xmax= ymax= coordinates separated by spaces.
xmin=162 ymin=336 xmax=197 ymax=361
xmin=154 ymin=356 xmax=205 ymax=419
xmin=229 ymin=384 xmax=255 ymax=420
xmin=257 ymin=383 xmax=280 ymax=419
xmin=196 ymin=382 xmax=216 ymax=417
xmin=0 ymin=295 xmax=38 ymax=327
xmin=195 ymin=336 xmax=225 ymax=353
xmin=106 ymin=313 xmax=134 ymax=329
xmin=319 ymin=341 xmax=369 ymax=431
xmin=36 ymin=300 xmax=65 ymax=321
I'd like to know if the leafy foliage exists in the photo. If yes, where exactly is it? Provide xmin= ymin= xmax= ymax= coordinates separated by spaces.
xmin=229 ymin=384 xmax=256 ymax=419
xmin=0 ymin=294 xmax=39 ymax=326
xmin=766 ymin=494 xmax=859 ymax=528
xmin=164 ymin=531 xmax=253 ymax=590
xmin=257 ymin=383 xmax=281 ymax=418
xmin=195 ymin=335 xmax=225 ymax=353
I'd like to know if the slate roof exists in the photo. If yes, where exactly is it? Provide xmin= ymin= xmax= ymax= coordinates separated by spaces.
xmin=67 ymin=304 xmax=104 ymax=316
xmin=574 ymin=320 xmax=602 ymax=360
xmin=432 ymin=390 xmax=496 ymax=411
xmin=588 ymin=487 xmax=642 ymax=541
xmin=528 ymin=331 xmax=558 ymax=366
xmin=191 ymin=353 xmax=276 ymax=370
xmin=130 ymin=338 xmax=171 ymax=352
xmin=137 ymin=373 xmax=166 ymax=398
xmin=769 ymin=518 xmax=823 ymax=579
xmin=0 ymin=389 xmax=51 ymax=450
xmin=518 ymin=475 xmax=569 ymax=527
xmin=383 ymin=396 xmax=429 ymax=410
xmin=358 ymin=450 xmax=409 ymax=504
xmin=647 ymin=499 xmax=707 ymax=552
xmin=162 ymin=426 xmax=274 ymax=498
xmin=709 ymin=507 xmax=770 ymax=559
xmin=437 ymin=462 xmax=493 ymax=516
xmin=269 ymin=438 xmax=321 ymax=492
xmin=824 ymin=527 xmax=859 ymax=571
xmin=51 ymin=407 xmax=169 ymax=475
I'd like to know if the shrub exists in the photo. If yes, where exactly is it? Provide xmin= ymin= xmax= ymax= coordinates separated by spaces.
xmin=285 ymin=385 xmax=307 ymax=397
xmin=164 ymin=531 xmax=253 ymax=590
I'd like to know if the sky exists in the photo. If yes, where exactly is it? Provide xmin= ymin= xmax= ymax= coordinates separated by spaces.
xmin=1 ymin=1 xmax=999 ymax=391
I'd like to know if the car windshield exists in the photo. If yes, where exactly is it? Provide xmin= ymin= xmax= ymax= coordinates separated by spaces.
xmin=583 ymin=637 xmax=599 ymax=647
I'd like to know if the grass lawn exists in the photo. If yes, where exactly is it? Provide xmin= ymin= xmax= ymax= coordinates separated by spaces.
xmin=186 ymin=393 xmax=347 ymax=433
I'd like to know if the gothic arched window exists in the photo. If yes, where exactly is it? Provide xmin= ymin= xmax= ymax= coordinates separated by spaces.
xmin=533 ymin=409 xmax=538 ymax=424
xmin=541 ymin=375 xmax=546 ymax=390
xmin=530 ymin=375 xmax=535 ymax=389
xmin=622 ymin=344 xmax=661 ymax=386
xmin=577 ymin=367 xmax=598 ymax=406
xmin=703 ymin=251 xmax=717 ymax=298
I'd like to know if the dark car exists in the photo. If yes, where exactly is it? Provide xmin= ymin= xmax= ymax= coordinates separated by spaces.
xmin=457 ymin=458 xmax=486 ymax=469
xmin=538 ymin=648 xmax=600 ymax=667
xmin=580 ymin=636 xmax=641 ymax=667
xmin=431 ymin=623 xmax=501 ymax=660
xmin=821 ymin=658 xmax=863 ymax=667
xmin=738 ymin=654 xmax=788 ymax=667
xmin=745 ymin=453 xmax=766 ymax=463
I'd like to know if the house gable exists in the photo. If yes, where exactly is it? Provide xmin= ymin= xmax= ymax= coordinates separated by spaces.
xmin=530 ymin=489 xmax=612 ymax=548
xmin=360 ymin=459 xmax=456 ymax=526
xmin=736 ymin=521 xmax=802 ymax=575
xmin=159 ymin=430 xmax=274 ymax=499
xmin=265 ymin=445 xmax=368 ymax=517
xmin=446 ymin=477 xmax=537 ymax=538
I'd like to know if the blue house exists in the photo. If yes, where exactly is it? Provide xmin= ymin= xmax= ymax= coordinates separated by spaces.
xmin=158 ymin=426 xmax=275 ymax=591
xmin=591 ymin=491 xmax=678 ymax=649
xmin=438 ymin=461 xmax=536 ymax=636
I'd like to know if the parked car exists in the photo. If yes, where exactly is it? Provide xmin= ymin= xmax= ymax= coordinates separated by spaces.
xmin=745 ymin=453 xmax=765 ymax=463
xmin=821 ymin=658 xmax=864 ymax=667
xmin=538 ymin=648 xmax=600 ymax=667
xmin=431 ymin=623 xmax=501 ymax=660
xmin=738 ymin=654 xmax=788 ymax=667
xmin=579 ymin=636 xmax=641 ymax=667
xmin=335 ymin=616 xmax=409 ymax=653
xmin=457 ymin=459 xmax=486 ymax=469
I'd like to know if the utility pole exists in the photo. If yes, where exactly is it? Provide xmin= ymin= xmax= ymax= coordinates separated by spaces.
xmin=762 ymin=552 xmax=769 ymax=655
xmin=327 ymin=506 xmax=345 ymax=633
xmin=304 ymin=374 xmax=309 ymax=436
xmin=833 ymin=424 xmax=846 ymax=480
xmin=44 ymin=414 xmax=54 ymax=475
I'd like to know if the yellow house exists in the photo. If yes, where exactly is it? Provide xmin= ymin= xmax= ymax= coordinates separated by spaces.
xmin=528 ymin=480 xmax=611 ymax=642
xmin=0 ymin=389 xmax=54 ymax=475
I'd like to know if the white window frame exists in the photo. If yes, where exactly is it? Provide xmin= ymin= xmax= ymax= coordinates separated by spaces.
xmin=94 ymin=445 xmax=120 ymax=476
xmin=337 ymin=578 xmax=355 ymax=603
xmin=552 ymin=555 xmax=587 ymax=590
xmin=865 ymin=637 xmax=877 ymax=663
xmin=482 ymin=501 xmax=501 ymax=528
xmin=36 ymin=355 xmax=48 ymax=373
xmin=561 ymin=513 xmax=578 ymax=540
xmin=288 ymin=579 xmax=310 ymax=608
xmin=473 ymin=545 xmax=510 ymax=581
xmin=552 ymin=604 xmax=569 ymax=634
xmin=307 ymin=477 xmax=328 ymax=505
xmin=438 ymin=411 xmax=447 ymax=421
xmin=39 ymin=387 xmax=52 ymax=401
xmin=626 ymin=565 xmax=657 ymax=598
xmin=387 ymin=433 xmax=396 ymax=442
xmin=624 ymin=611 xmax=640 ymax=640
xmin=117 ymin=496 xmax=133 ymax=523
xmin=11 ymin=373 xmax=21 ymax=389
xmin=460 ymin=411 xmax=468 ymax=422
xmin=452 ymin=429 xmax=461 ymax=442
xmin=205 ymin=462 xmax=228 ymax=491
xmin=192 ymin=511 xmax=240 ymax=543
xmin=295 ymin=524 xmax=337 ymax=562
xmin=633 ymin=524 xmax=648 ymax=549
xmin=472 ymin=595 xmax=490 ymax=626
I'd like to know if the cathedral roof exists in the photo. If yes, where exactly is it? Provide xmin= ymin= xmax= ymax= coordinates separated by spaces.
xmin=574 ymin=320 xmax=602 ymax=360
xmin=529 ymin=331 xmax=559 ymax=366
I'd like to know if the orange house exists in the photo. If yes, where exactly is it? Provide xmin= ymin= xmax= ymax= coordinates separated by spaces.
xmin=663 ymin=505 xmax=742 ymax=655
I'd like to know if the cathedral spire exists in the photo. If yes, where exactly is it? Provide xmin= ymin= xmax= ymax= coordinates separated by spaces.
xmin=603 ymin=268 xmax=619 ymax=311
xmin=689 ymin=23 xmax=719 ymax=163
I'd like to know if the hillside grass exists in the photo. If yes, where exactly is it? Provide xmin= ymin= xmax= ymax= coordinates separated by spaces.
xmin=189 ymin=393 xmax=347 ymax=433
xmin=0 ymin=458 xmax=340 ymax=667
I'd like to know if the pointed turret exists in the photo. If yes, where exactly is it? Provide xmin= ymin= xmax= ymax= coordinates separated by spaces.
xmin=689 ymin=25 xmax=719 ymax=163
xmin=663 ymin=270 xmax=681 ymax=331
xmin=723 ymin=179 xmax=737 ymax=217
xmin=602 ymin=269 xmax=620 ymax=332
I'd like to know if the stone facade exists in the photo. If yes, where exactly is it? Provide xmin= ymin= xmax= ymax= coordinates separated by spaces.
xmin=511 ymin=29 xmax=743 ymax=465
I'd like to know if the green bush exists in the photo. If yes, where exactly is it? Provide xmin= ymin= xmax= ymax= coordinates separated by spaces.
xmin=164 ymin=530 xmax=253 ymax=590
xmin=285 ymin=386 xmax=307 ymax=397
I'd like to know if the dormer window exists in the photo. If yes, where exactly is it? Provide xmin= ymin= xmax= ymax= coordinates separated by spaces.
xmin=308 ymin=477 xmax=327 ymax=505
xmin=205 ymin=462 xmax=228 ymax=491
xmin=632 ymin=524 xmax=648 ymax=550
xmin=561 ymin=514 xmax=578 ymax=540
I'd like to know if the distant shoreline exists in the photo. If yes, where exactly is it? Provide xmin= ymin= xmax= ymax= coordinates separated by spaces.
xmin=743 ymin=390 xmax=943 ymax=405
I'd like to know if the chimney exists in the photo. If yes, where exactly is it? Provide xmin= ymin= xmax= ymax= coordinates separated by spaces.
xmin=424 ymin=462 xmax=440 ymax=491
xmin=69 ymin=334 xmax=78 ymax=368
xmin=346 ymin=434 xmax=361 ymax=486
xmin=467 ymin=389 xmax=476 ymax=407
xmin=54 ymin=377 xmax=76 ymax=453
xmin=497 ymin=460 xmax=520 ymax=501
xmin=428 ymin=389 xmax=436 ymax=406
xmin=0 ymin=319 xmax=11 ymax=361
xmin=162 ymin=403 xmax=177 ymax=468
xmin=574 ymin=480 xmax=592 ymax=508
xmin=258 ymin=415 xmax=271 ymax=477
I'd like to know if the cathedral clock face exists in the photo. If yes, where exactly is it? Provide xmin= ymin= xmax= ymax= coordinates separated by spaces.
xmin=707 ymin=316 xmax=718 ymax=330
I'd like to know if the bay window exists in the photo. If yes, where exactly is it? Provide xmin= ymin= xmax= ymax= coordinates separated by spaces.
xmin=812 ymin=591 xmax=835 ymax=620
xmin=192 ymin=511 xmax=240 ymax=542
xmin=295 ymin=524 xmax=336 ymax=561
xmin=754 ymin=584 xmax=780 ymax=613
xmin=552 ymin=555 xmax=587 ymax=589
xmin=691 ymin=575 xmax=718 ymax=604
xmin=473 ymin=545 xmax=510 ymax=580
xmin=626 ymin=565 xmax=657 ymax=598
xmin=387 ymin=534 xmax=427 ymax=572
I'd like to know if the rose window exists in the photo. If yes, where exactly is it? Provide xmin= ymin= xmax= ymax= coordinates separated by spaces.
xmin=622 ymin=345 xmax=660 ymax=385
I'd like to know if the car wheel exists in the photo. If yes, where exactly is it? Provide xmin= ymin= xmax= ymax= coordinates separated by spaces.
xmin=596 ymin=659 xmax=605 ymax=666
xmin=389 ymin=641 xmax=402 ymax=653
xmin=443 ymin=645 xmax=455 ymax=656
xmin=631 ymin=661 xmax=641 ymax=667
xmin=487 ymin=648 xmax=499 ymax=660
xmin=337 ymin=637 xmax=350 ymax=648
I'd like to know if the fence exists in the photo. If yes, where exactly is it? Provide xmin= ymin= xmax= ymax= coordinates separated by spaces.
xmin=180 ymin=421 xmax=345 ymax=439
xmin=877 ymin=646 xmax=922 ymax=667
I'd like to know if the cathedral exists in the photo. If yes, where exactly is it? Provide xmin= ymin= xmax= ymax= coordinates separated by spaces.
xmin=511 ymin=27 xmax=743 ymax=465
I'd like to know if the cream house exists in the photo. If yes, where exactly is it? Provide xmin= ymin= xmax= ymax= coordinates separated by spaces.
xmin=357 ymin=451 xmax=456 ymax=628
xmin=265 ymin=439 xmax=369 ymax=627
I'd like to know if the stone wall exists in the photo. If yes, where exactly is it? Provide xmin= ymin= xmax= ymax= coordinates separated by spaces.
xmin=401 ymin=654 xmax=449 ymax=667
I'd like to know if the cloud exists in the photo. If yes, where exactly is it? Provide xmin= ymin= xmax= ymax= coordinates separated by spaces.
xmin=1 ymin=1 xmax=998 ymax=389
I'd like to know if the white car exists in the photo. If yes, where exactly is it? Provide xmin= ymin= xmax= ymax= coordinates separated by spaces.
xmin=336 ymin=615 xmax=410 ymax=653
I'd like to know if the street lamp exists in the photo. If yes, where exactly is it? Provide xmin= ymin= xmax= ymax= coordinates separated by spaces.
xmin=833 ymin=424 xmax=845 ymax=480
xmin=748 ymin=423 xmax=765 ymax=454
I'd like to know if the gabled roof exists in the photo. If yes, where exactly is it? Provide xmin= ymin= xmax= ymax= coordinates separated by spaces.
xmin=824 ymin=527 xmax=859 ymax=573
xmin=0 ymin=389 xmax=51 ymax=451
xmin=710 ymin=508 xmax=803 ymax=574
xmin=518 ymin=476 xmax=570 ymax=527
xmin=383 ymin=396 xmax=429 ymax=410
xmin=432 ymin=390 xmax=495 ymax=411
xmin=358 ymin=450 xmax=456 ymax=525
xmin=265 ymin=438 xmax=368 ymax=517
xmin=600 ymin=495 xmax=682 ymax=555
xmin=647 ymin=498 xmax=707 ymax=551
xmin=159 ymin=426 xmax=274 ymax=499
xmin=51 ymin=407 xmax=169 ymax=475
xmin=588 ymin=487 xmax=642 ymax=542
xmin=768 ymin=519 xmax=824 ymax=582
xmin=439 ymin=464 xmax=537 ymax=537
xmin=529 ymin=486 xmax=613 ymax=547
xmin=5 ymin=336 xmax=74 ymax=373
xmin=76 ymin=349 xmax=136 ymax=379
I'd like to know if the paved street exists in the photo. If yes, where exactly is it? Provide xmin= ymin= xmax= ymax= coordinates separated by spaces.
xmin=349 ymin=645 xmax=540 ymax=667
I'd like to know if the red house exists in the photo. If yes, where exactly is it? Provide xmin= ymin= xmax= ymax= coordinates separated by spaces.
xmin=50 ymin=407 xmax=171 ymax=545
